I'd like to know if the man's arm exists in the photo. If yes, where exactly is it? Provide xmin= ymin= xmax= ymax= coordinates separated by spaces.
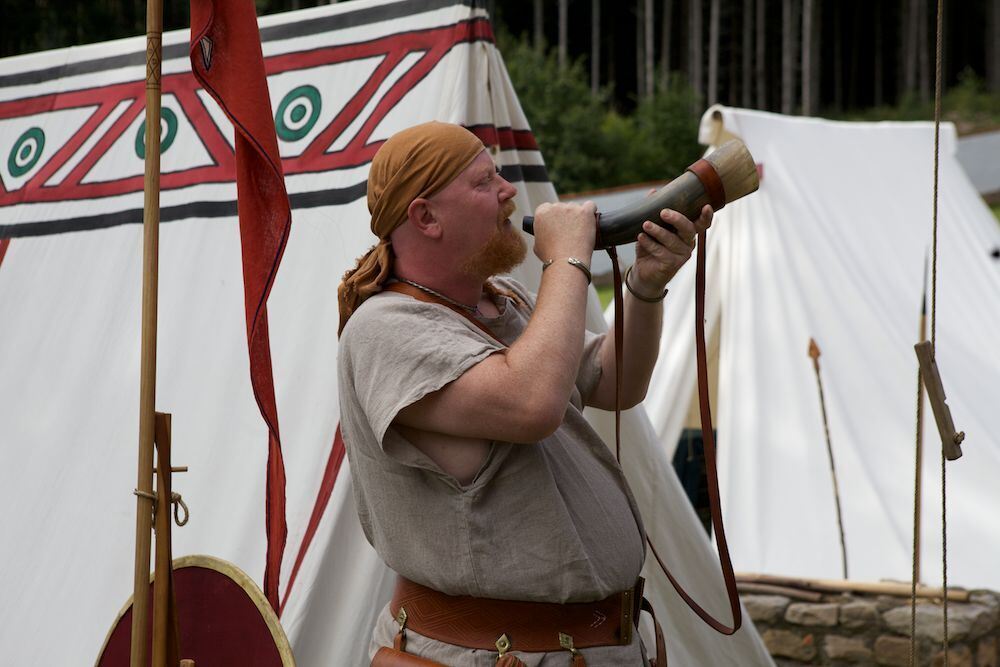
xmin=587 ymin=205 xmax=713 ymax=410
xmin=394 ymin=202 xmax=599 ymax=444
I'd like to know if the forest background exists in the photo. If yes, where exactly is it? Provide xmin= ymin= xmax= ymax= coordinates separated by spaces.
xmin=3 ymin=0 xmax=998 ymax=197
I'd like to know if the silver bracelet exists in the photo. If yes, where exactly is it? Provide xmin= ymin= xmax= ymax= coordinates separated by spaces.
xmin=541 ymin=257 xmax=592 ymax=285
xmin=624 ymin=265 xmax=668 ymax=302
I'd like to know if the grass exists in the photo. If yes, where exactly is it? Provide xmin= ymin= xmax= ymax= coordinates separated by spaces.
xmin=992 ymin=203 xmax=1000 ymax=224
xmin=596 ymin=284 xmax=614 ymax=309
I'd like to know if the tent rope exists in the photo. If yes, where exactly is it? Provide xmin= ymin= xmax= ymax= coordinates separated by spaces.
xmin=910 ymin=1 xmax=948 ymax=664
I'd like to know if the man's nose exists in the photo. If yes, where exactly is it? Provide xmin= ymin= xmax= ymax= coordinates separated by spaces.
xmin=499 ymin=176 xmax=517 ymax=200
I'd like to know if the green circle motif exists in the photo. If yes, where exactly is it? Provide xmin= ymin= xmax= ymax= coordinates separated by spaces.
xmin=8 ymin=127 xmax=45 ymax=178
xmin=275 ymin=85 xmax=321 ymax=142
xmin=135 ymin=107 xmax=178 ymax=159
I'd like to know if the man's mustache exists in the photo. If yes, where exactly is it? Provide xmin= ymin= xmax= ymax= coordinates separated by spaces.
xmin=498 ymin=200 xmax=517 ymax=224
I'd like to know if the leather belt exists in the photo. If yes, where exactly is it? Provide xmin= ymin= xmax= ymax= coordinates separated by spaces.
xmin=389 ymin=576 xmax=642 ymax=653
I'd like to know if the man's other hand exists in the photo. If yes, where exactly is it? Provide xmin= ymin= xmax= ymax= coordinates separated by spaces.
xmin=629 ymin=204 xmax=713 ymax=298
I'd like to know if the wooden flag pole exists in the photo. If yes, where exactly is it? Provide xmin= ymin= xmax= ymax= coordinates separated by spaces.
xmin=131 ymin=0 xmax=164 ymax=664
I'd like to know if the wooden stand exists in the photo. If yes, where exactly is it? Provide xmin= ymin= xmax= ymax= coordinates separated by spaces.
xmin=152 ymin=413 xmax=180 ymax=667
xmin=914 ymin=341 xmax=965 ymax=461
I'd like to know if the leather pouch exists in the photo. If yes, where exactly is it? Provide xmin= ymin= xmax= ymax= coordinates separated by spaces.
xmin=371 ymin=646 xmax=448 ymax=667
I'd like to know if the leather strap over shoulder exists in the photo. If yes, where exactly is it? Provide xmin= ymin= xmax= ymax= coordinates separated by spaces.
xmin=606 ymin=226 xmax=742 ymax=637
xmin=381 ymin=281 xmax=504 ymax=346
xmin=641 ymin=598 xmax=668 ymax=667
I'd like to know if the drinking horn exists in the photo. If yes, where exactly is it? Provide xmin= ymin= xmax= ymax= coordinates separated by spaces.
xmin=522 ymin=139 xmax=759 ymax=249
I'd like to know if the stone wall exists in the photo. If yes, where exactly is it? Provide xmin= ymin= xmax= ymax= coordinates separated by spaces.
xmin=741 ymin=589 xmax=1000 ymax=666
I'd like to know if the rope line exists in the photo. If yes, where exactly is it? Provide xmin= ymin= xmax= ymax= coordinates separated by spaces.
xmin=932 ymin=0 xmax=948 ymax=661
xmin=911 ymin=1 xmax=947 ymax=663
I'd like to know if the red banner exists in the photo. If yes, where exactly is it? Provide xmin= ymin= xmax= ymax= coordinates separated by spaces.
xmin=189 ymin=0 xmax=291 ymax=611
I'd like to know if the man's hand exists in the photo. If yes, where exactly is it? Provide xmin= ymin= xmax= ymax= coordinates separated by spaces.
xmin=628 ymin=204 xmax=713 ymax=299
xmin=532 ymin=201 xmax=597 ymax=264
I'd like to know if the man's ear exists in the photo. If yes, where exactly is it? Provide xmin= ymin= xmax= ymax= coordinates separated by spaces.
xmin=406 ymin=198 xmax=443 ymax=239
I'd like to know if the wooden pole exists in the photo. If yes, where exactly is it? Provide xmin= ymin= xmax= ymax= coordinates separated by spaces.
xmin=913 ymin=269 xmax=928 ymax=585
xmin=707 ymin=0 xmax=719 ymax=105
xmin=808 ymin=339 xmax=849 ymax=580
xmin=152 ymin=413 xmax=178 ymax=667
xmin=735 ymin=572 xmax=970 ymax=602
xmin=131 ymin=0 xmax=163 ymax=664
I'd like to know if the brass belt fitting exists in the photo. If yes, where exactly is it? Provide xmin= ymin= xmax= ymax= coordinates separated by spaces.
xmin=495 ymin=633 xmax=511 ymax=659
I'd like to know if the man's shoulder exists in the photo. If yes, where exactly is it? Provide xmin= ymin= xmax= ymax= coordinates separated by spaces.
xmin=341 ymin=291 xmax=432 ymax=341
xmin=340 ymin=289 xmax=490 ymax=348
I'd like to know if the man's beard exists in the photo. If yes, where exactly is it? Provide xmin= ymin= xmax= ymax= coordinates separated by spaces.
xmin=459 ymin=200 xmax=527 ymax=280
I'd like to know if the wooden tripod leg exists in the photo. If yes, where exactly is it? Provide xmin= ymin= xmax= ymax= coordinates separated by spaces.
xmin=152 ymin=412 xmax=179 ymax=667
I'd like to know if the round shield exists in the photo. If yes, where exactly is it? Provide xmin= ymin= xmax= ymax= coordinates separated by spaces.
xmin=96 ymin=555 xmax=295 ymax=666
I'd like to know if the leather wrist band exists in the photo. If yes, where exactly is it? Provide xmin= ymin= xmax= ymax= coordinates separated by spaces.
xmin=625 ymin=265 xmax=667 ymax=302
xmin=541 ymin=257 xmax=592 ymax=285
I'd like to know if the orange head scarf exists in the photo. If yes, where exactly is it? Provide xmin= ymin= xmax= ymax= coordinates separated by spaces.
xmin=337 ymin=122 xmax=485 ymax=335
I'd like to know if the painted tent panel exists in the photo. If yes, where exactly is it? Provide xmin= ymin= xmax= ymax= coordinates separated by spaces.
xmin=0 ymin=3 xmax=770 ymax=665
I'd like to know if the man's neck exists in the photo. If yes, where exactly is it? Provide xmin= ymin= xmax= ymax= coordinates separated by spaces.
xmin=393 ymin=267 xmax=486 ymax=311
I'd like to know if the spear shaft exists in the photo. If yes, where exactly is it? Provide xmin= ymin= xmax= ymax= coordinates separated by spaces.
xmin=131 ymin=0 xmax=163 ymax=664
xmin=809 ymin=338 xmax=848 ymax=579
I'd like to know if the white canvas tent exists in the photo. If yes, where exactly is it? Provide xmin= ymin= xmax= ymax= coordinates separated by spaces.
xmin=0 ymin=3 xmax=771 ymax=665
xmin=641 ymin=105 xmax=1000 ymax=591
xmin=957 ymin=128 xmax=1000 ymax=199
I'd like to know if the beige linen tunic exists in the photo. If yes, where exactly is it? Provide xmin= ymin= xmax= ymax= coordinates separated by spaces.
xmin=338 ymin=277 xmax=647 ymax=664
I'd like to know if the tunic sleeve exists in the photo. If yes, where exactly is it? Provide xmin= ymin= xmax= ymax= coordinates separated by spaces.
xmin=492 ymin=277 xmax=606 ymax=404
xmin=339 ymin=294 xmax=503 ymax=447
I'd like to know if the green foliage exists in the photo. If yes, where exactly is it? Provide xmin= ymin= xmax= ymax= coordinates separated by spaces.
xmin=944 ymin=69 xmax=1000 ymax=129
xmin=596 ymin=284 xmax=614 ymax=309
xmin=833 ymin=69 xmax=1000 ymax=133
xmin=618 ymin=75 xmax=703 ymax=185
xmin=497 ymin=32 xmax=614 ymax=193
xmin=496 ymin=32 xmax=703 ymax=194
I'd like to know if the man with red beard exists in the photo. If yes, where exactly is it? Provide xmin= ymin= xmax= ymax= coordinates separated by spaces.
xmin=338 ymin=122 xmax=711 ymax=666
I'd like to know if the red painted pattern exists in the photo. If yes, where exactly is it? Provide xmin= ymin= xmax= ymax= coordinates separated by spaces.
xmin=278 ymin=424 xmax=347 ymax=615
xmin=0 ymin=18 xmax=536 ymax=207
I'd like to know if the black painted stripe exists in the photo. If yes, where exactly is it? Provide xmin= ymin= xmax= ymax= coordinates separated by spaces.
xmin=0 ymin=182 xmax=363 ymax=238
xmin=0 ymin=0 xmax=483 ymax=88
xmin=0 ymin=161 xmax=549 ymax=238
xmin=500 ymin=164 xmax=549 ymax=184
